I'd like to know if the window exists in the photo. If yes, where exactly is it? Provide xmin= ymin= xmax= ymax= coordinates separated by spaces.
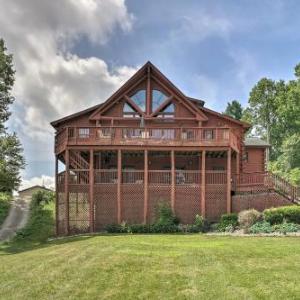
xmin=123 ymin=103 xmax=140 ymax=118
xmin=243 ymin=152 xmax=249 ymax=162
xmin=130 ymin=90 xmax=146 ymax=111
xmin=156 ymin=103 xmax=175 ymax=118
xmin=203 ymin=129 xmax=214 ymax=140
xmin=152 ymin=89 xmax=168 ymax=112
xmin=79 ymin=128 xmax=90 ymax=138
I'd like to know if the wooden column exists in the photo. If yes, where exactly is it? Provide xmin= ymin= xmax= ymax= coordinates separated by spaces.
xmin=236 ymin=152 xmax=240 ymax=175
xmin=201 ymin=150 xmax=206 ymax=218
xmin=64 ymin=149 xmax=70 ymax=235
xmin=146 ymin=66 xmax=151 ymax=114
xmin=143 ymin=150 xmax=148 ymax=223
xmin=89 ymin=149 xmax=94 ymax=232
xmin=227 ymin=148 xmax=232 ymax=214
xmin=171 ymin=150 xmax=175 ymax=212
xmin=55 ymin=155 xmax=59 ymax=236
xmin=117 ymin=149 xmax=122 ymax=224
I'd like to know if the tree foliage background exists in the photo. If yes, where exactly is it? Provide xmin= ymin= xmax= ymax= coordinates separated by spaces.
xmin=224 ymin=64 xmax=300 ymax=185
xmin=0 ymin=39 xmax=25 ymax=192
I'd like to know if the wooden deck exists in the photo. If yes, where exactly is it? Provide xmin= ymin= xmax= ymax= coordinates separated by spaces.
xmin=55 ymin=126 xmax=239 ymax=154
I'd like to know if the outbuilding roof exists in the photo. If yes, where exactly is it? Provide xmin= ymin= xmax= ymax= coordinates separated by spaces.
xmin=244 ymin=137 xmax=270 ymax=147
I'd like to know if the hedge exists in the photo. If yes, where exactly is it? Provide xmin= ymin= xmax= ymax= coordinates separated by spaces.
xmin=263 ymin=206 xmax=300 ymax=225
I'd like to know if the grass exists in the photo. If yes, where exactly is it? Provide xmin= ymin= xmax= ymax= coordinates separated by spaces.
xmin=0 ymin=192 xmax=12 ymax=226
xmin=1 ymin=200 xmax=300 ymax=299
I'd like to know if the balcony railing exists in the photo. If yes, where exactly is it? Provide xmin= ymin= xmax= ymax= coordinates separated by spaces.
xmin=55 ymin=126 xmax=239 ymax=153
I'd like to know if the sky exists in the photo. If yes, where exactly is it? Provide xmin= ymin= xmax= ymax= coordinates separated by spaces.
xmin=0 ymin=0 xmax=300 ymax=189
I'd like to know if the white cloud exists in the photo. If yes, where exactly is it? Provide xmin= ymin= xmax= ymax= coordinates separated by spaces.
xmin=19 ymin=175 xmax=55 ymax=191
xmin=0 ymin=0 xmax=137 ymax=177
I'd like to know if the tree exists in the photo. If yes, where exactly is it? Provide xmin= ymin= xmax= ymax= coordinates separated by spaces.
xmin=0 ymin=39 xmax=25 ymax=192
xmin=247 ymin=78 xmax=283 ymax=160
xmin=0 ymin=39 xmax=15 ymax=132
xmin=223 ymin=100 xmax=243 ymax=120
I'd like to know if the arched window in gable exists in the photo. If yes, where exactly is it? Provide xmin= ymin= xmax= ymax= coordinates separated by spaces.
xmin=130 ymin=90 xmax=146 ymax=112
xmin=157 ymin=103 xmax=175 ymax=118
xmin=152 ymin=89 xmax=168 ymax=112
xmin=123 ymin=103 xmax=140 ymax=118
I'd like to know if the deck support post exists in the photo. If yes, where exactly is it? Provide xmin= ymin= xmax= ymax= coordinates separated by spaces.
xmin=64 ymin=149 xmax=70 ymax=235
xmin=89 ymin=149 xmax=94 ymax=232
xmin=227 ymin=148 xmax=232 ymax=214
xmin=201 ymin=150 xmax=206 ymax=218
xmin=236 ymin=152 xmax=240 ymax=175
xmin=55 ymin=155 xmax=58 ymax=236
xmin=117 ymin=149 xmax=122 ymax=224
xmin=144 ymin=150 xmax=148 ymax=223
xmin=171 ymin=150 xmax=175 ymax=212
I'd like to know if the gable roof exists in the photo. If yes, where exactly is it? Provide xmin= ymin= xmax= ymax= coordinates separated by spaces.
xmin=50 ymin=61 xmax=251 ymax=129
xmin=89 ymin=61 xmax=208 ymax=121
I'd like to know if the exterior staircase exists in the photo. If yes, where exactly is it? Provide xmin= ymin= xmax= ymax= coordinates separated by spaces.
xmin=232 ymin=172 xmax=299 ymax=204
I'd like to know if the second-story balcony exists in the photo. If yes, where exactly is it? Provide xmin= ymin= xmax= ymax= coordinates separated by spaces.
xmin=55 ymin=126 xmax=239 ymax=154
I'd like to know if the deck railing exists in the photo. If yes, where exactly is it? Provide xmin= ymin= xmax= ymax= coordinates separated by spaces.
xmin=232 ymin=172 xmax=299 ymax=203
xmin=55 ymin=126 xmax=238 ymax=153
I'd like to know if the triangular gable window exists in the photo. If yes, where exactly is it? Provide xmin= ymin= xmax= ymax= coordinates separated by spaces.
xmin=123 ymin=103 xmax=140 ymax=118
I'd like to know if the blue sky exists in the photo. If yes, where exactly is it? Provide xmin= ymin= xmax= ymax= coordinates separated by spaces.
xmin=0 ymin=0 xmax=300 ymax=187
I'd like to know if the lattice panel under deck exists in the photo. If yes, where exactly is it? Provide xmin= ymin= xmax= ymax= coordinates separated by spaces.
xmin=205 ymin=185 xmax=227 ymax=221
xmin=175 ymin=185 xmax=201 ymax=224
xmin=121 ymin=184 xmax=144 ymax=224
xmin=68 ymin=184 xmax=89 ymax=234
xmin=57 ymin=191 xmax=65 ymax=235
xmin=148 ymin=185 xmax=171 ymax=223
xmin=94 ymin=184 xmax=118 ymax=230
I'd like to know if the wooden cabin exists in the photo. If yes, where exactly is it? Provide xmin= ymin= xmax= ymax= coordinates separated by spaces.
xmin=52 ymin=61 xmax=297 ymax=235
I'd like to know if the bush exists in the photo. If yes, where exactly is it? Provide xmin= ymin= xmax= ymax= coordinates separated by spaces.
xmin=32 ymin=190 xmax=54 ymax=207
xmin=249 ymin=221 xmax=274 ymax=234
xmin=129 ymin=224 xmax=151 ymax=234
xmin=105 ymin=223 xmax=128 ymax=233
xmin=264 ymin=206 xmax=300 ymax=225
xmin=150 ymin=223 xmax=181 ymax=233
xmin=238 ymin=209 xmax=262 ymax=230
xmin=217 ymin=213 xmax=238 ymax=232
xmin=273 ymin=222 xmax=300 ymax=234
xmin=155 ymin=201 xmax=178 ymax=226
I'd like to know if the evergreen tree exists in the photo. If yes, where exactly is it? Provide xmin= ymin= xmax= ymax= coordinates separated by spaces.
xmin=223 ymin=100 xmax=243 ymax=120
xmin=0 ymin=39 xmax=25 ymax=192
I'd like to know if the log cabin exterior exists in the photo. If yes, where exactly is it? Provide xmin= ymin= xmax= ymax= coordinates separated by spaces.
xmin=52 ymin=61 xmax=298 ymax=235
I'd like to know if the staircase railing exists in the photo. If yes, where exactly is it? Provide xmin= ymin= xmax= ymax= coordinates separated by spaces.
xmin=232 ymin=172 xmax=299 ymax=203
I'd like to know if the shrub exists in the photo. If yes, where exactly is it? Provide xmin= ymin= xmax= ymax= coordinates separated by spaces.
xmin=105 ymin=223 xmax=128 ymax=233
xmin=238 ymin=209 xmax=262 ymax=230
xmin=155 ymin=201 xmax=178 ymax=226
xmin=150 ymin=223 xmax=181 ymax=233
xmin=249 ymin=221 xmax=274 ymax=234
xmin=264 ymin=206 xmax=300 ymax=225
xmin=217 ymin=213 xmax=238 ymax=232
xmin=32 ymin=190 xmax=54 ymax=207
xmin=129 ymin=224 xmax=151 ymax=234
xmin=186 ymin=215 xmax=204 ymax=232
xmin=273 ymin=222 xmax=300 ymax=234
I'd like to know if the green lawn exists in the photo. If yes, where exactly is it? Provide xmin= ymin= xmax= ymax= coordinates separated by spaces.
xmin=1 ymin=234 xmax=300 ymax=299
